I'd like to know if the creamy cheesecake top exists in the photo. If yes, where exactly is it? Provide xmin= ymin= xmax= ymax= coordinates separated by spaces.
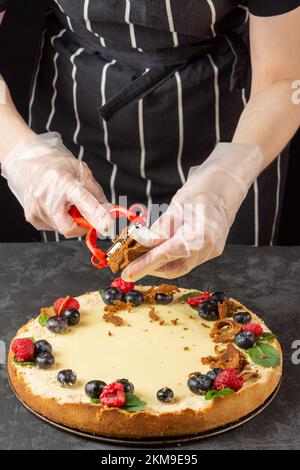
xmin=13 ymin=287 xmax=273 ymax=413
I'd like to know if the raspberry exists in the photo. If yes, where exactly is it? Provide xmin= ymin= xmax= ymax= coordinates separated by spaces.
xmin=54 ymin=296 xmax=80 ymax=315
xmin=187 ymin=292 xmax=211 ymax=307
xmin=214 ymin=368 xmax=244 ymax=392
xmin=100 ymin=382 xmax=126 ymax=407
xmin=11 ymin=338 xmax=35 ymax=362
xmin=111 ymin=277 xmax=135 ymax=294
xmin=242 ymin=323 xmax=264 ymax=337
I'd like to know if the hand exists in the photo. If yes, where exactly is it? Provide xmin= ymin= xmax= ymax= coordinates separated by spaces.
xmin=122 ymin=143 xmax=264 ymax=280
xmin=1 ymin=132 xmax=113 ymax=238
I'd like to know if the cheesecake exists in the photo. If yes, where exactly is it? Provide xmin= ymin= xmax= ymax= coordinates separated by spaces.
xmin=8 ymin=283 xmax=282 ymax=438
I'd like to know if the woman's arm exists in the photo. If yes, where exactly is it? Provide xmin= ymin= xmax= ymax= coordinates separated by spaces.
xmin=0 ymin=76 xmax=36 ymax=163
xmin=0 ymin=5 xmax=36 ymax=162
xmin=0 ymin=74 xmax=113 ymax=237
xmin=233 ymin=7 xmax=300 ymax=168
xmin=0 ymin=9 xmax=113 ymax=238
xmin=0 ymin=0 xmax=8 ymax=20
xmin=121 ymin=7 xmax=300 ymax=281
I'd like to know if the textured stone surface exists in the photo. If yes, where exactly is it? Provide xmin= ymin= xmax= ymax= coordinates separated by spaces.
xmin=0 ymin=242 xmax=299 ymax=450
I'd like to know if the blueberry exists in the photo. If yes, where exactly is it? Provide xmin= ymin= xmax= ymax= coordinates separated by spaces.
xmin=124 ymin=290 xmax=144 ymax=306
xmin=34 ymin=340 xmax=52 ymax=356
xmin=234 ymin=331 xmax=256 ymax=349
xmin=233 ymin=311 xmax=252 ymax=325
xmin=101 ymin=287 xmax=122 ymax=305
xmin=157 ymin=387 xmax=174 ymax=402
xmin=47 ymin=316 xmax=68 ymax=333
xmin=198 ymin=300 xmax=219 ymax=321
xmin=35 ymin=352 xmax=55 ymax=369
xmin=116 ymin=378 xmax=134 ymax=393
xmin=206 ymin=368 xmax=223 ymax=382
xmin=155 ymin=293 xmax=173 ymax=305
xmin=63 ymin=308 xmax=80 ymax=326
xmin=57 ymin=369 xmax=77 ymax=387
xmin=187 ymin=373 xmax=214 ymax=395
xmin=85 ymin=380 xmax=107 ymax=398
xmin=211 ymin=291 xmax=227 ymax=303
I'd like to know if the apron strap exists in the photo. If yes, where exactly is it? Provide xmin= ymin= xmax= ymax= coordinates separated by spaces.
xmin=99 ymin=64 xmax=184 ymax=122
xmin=98 ymin=31 xmax=250 ymax=122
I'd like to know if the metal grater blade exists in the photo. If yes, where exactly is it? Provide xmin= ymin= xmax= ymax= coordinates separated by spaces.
xmin=106 ymin=222 xmax=142 ymax=259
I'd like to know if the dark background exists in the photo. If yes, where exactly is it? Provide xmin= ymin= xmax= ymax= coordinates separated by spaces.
xmin=0 ymin=0 xmax=300 ymax=244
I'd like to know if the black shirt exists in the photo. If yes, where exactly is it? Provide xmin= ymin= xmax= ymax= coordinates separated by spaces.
xmin=1 ymin=1 xmax=300 ymax=16
xmin=248 ymin=0 xmax=300 ymax=16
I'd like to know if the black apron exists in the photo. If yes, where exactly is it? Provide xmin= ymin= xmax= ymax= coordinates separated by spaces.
xmin=29 ymin=0 xmax=289 ymax=246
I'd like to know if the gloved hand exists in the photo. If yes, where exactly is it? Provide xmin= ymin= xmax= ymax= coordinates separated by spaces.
xmin=1 ymin=132 xmax=113 ymax=238
xmin=122 ymin=143 xmax=264 ymax=281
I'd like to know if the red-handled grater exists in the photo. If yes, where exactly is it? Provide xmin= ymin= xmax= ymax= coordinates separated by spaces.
xmin=68 ymin=204 xmax=147 ymax=269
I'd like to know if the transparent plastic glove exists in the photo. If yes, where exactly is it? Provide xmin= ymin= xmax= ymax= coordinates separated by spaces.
xmin=1 ymin=132 xmax=113 ymax=238
xmin=122 ymin=143 xmax=264 ymax=281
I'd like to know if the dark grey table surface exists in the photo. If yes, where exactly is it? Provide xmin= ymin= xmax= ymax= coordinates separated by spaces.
xmin=0 ymin=242 xmax=299 ymax=450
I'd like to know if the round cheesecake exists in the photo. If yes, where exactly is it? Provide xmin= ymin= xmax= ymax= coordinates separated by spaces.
xmin=8 ymin=286 xmax=282 ymax=438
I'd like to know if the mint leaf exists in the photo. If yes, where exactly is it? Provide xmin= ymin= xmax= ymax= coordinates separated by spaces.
xmin=28 ymin=337 xmax=35 ymax=343
xmin=120 ymin=405 xmax=147 ymax=413
xmin=247 ymin=342 xmax=280 ymax=368
xmin=90 ymin=398 xmax=100 ymax=404
xmin=99 ymin=289 xmax=104 ymax=295
xmin=123 ymin=393 xmax=144 ymax=406
xmin=205 ymin=388 xmax=235 ymax=400
xmin=38 ymin=313 xmax=48 ymax=327
xmin=90 ymin=393 xmax=147 ymax=411
xmin=258 ymin=332 xmax=276 ymax=342
xmin=13 ymin=357 xmax=35 ymax=367
xmin=180 ymin=291 xmax=203 ymax=302
xmin=120 ymin=393 xmax=147 ymax=412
